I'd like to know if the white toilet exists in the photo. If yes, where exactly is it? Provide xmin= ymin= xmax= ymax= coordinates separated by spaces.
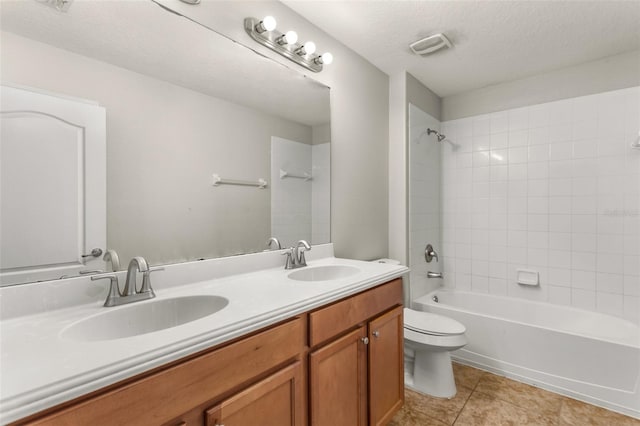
xmin=403 ymin=307 xmax=467 ymax=398
xmin=373 ymin=258 xmax=467 ymax=399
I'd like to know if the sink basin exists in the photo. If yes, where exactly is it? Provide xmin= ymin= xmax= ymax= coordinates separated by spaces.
xmin=287 ymin=265 xmax=361 ymax=282
xmin=61 ymin=295 xmax=229 ymax=341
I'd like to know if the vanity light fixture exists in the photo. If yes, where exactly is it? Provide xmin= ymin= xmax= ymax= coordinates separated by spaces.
xmin=244 ymin=17 xmax=332 ymax=73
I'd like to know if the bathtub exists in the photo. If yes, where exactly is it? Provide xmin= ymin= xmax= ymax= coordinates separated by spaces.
xmin=414 ymin=290 xmax=640 ymax=419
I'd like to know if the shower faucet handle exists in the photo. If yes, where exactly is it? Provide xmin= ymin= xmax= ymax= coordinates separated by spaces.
xmin=425 ymin=244 xmax=438 ymax=263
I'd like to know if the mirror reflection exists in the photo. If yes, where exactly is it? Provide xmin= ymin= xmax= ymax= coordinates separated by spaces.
xmin=0 ymin=0 xmax=330 ymax=285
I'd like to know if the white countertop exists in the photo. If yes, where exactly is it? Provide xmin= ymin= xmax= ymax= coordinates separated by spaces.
xmin=0 ymin=247 xmax=408 ymax=424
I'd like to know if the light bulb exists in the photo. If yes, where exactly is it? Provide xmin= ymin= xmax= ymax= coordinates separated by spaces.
xmin=284 ymin=30 xmax=298 ymax=44
xmin=321 ymin=52 xmax=333 ymax=65
xmin=277 ymin=30 xmax=298 ymax=45
xmin=257 ymin=15 xmax=277 ymax=33
xmin=303 ymin=41 xmax=316 ymax=55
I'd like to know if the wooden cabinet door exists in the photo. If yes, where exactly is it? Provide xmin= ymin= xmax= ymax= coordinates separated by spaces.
xmin=309 ymin=326 xmax=368 ymax=426
xmin=205 ymin=361 xmax=304 ymax=426
xmin=368 ymin=306 xmax=404 ymax=426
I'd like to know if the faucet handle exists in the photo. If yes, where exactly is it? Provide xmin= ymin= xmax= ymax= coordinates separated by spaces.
xmin=141 ymin=267 xmax=164 ymax=295
xmin=91 ymin=273 xmax=121 ymax=307
xmin=295 ymin=240 xmax=311 ymax=266
xmin=282 ymin=248 xmax=295 ymax=269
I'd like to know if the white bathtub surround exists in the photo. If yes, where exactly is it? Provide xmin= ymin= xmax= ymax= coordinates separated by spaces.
xmin=440 ymin=86 xmax=640 ymax=323
xmin=0 ymin=244 xmax=408 ymax=424
xmin=415 ymin=289 xmax=640 ymax=419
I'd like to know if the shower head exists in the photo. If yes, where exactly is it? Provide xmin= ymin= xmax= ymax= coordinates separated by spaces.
xmin=426 ymin=128 xmax=446 ymax=142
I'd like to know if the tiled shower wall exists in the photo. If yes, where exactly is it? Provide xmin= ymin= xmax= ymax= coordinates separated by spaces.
xmin=408 ymin=104 xmax=442 ymax=302
xmin=440 ymin=87 xmax=640 ymax=323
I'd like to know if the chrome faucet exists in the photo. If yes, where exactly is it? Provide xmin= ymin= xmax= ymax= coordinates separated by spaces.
xmin=123 ymin=257 xmax=149 ymax=296
xmin=283 ymin=240 xmax=312 ymax=269
xmin=103 ymin=249 xmax=121 ymax=272
xmin=91 ymin=256 xmax=163 ymax=307
xmin=294 ymin=240 xmax=311 ymax=266
xmin=266 ymin=237 xmax=282 ymax=250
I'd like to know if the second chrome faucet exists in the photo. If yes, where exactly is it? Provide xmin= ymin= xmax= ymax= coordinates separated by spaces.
xmin=92 ymin=253 xmax=163 ymax=307
xmin=283 ymin=240 xmax=311 ymax=269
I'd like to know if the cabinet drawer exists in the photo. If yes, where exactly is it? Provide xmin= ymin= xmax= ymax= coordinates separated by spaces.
xmin=308 ymin=279 xmax=403 ymax=347
xmin=24 ymin=317 xmax=305 ymax=426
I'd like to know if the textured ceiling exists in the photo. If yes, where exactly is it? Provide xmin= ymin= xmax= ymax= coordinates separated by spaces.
xmin=283 ymin=0 xmax=640 ymax=97
xmin=0 ymin=0 xmax=330 ymax=126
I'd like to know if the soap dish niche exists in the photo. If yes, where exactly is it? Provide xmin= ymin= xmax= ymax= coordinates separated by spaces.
xmin=517 ymin=269 xmax=539 ymax=286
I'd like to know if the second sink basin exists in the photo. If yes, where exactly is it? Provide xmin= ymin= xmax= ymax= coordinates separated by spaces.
xmin=61 ymin=295 xmax=229 ymax=341
xmin=288 ymin=265 xmax=361 ymax=282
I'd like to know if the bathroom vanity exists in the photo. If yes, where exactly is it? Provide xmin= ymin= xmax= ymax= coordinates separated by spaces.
xmin=0 ymin=246 xmax=408 ymax=426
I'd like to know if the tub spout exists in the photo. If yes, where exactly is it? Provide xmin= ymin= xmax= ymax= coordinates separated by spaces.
xmin=427 ymin=271 xmax=444 ymax=279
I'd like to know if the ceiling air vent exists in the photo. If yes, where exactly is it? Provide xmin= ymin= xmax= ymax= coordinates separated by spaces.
xmin=409 ymin=34 xmax=452 ymax=56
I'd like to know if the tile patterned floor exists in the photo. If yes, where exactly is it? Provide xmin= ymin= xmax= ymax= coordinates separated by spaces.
xmin=389 ymin=363 xmax=640 ymax=426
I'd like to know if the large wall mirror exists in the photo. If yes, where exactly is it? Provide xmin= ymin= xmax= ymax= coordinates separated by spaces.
xmin=0 ymin=0 xmax=330 ymax=285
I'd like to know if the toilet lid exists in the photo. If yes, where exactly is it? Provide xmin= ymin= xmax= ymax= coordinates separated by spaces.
xmin=404 ymin=308 xmax=466 ymax=336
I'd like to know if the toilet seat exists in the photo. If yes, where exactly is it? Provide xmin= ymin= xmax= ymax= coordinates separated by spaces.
xmin=404 ymin=308 xmax=465 ymax=336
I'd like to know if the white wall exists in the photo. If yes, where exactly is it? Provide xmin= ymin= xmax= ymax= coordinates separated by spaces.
xmin=442 ymin=50 xmax=640 ymax=121
xmin=155 ymin=0 xmax=390 ymax=261
xmin=408 ymin=105 xmax=443 ymax=302
xmin=440 ymin=87 xmax=640 ymax=323
xmin=1 ymin=32 xmax=312 ymax=264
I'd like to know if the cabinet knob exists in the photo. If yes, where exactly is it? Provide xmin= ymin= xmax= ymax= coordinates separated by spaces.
xmin=372 ymin=330 xmax=380 ymax=338
xmin=361 ymin=337 xmax=369 ymax=345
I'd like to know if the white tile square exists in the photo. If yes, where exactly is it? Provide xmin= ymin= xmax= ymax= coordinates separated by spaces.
xmin=509 ymin=107 xmax=529 ymax=131
xmin=623 ymin=275 xmax=640 ymax=296
xmin=548 ymin=100 xmax=574 ymax=125
xmin=549 ymin=160 xmax=573 ymax=178
xmin=509 ymin=147 xmax=528 ymax=164
xmin=572 ymin=139 xmax=597 ymax=159
xmin=596 ymin=272 xmax=624 ymax=294
xmin=596 ymin=292 xmax=623 ymax=316
xmin=529 ymin=105 xmax=550 ymax=128
xmin=549 ymin=232 xmax=571 ymax=250
xmin=491 ymin=112 xmax=509 ymax=134
xmin=549 ymin=250 xmax=571 ymax=268
xmin=571 ymin=289 xmax=596 ymax=309
xmin=473 ymin=135 xmax=492 ymax=152
xmin=596 ymin=253 xmax=624 ymax=275
xmin=571 ymin=215 xmax=596 ymax=233
xmin=549 ymin=124 xmax=573 ymax=143
xmin=549 ymin=141 xmax=573 ymax=160
xmin=456 ymin=273 xmax=472 ymax=291
xmin=509 ymin=164 xmax=528 ymax=180
xmin=528 ymin=231 xmax=548 ymax=249
xmin=490 ymin=182 xmax=508 ymax=198
xmin=572 ymin=270 xmax=596 ymax=290
xmin=528 ymin=144 xmax=549 ymax=162
xmin=549 ymin=215 xmax=571 ymax=233
xmin=489 ymin=244 xmax=508 ymax=261
xmin=528 ymin=248 xmax=548 ymax=266
xmin=528 ymin=127 xmax=549 ymax=145
xmin=572 ymin=233 xmax=595 ymax=252
xmin=508 ymin=230 xmax=527 ymax=247
xmin=509 ymin=130 xmax=529 ymax=147
xmin=528 ymin=214 xmax=549 ymax=232
xmin=549 ymin=267 xmax=571 ymax=287
xmin=508 ymin=180 xmax=527 ymax=198
xmin=473 ymin=151 xmax=490 ymax=167
xmin=471 ymin=275 xmax=490 ymax=293
xmin=572 ymin=158 xmax=597 ymax=179
xmin=549 ymin=197 xmax=571 ymax=214
xmin=549 ymin=285 xmax=571 ymax=305
xmin=572 ymin=196 xmax=597 ymax=215
xmin=572 ymin=251 xmax=596 ymax=271
xmin=473 ymin=115 xmax=492 ymax=137
xmin=508 ymin=213 xmax=527 ymax=230
xmin=491 ymin=149 xmax=509 ymax=165
xmin=528 ymin=197 xmax=548 ymax=214
xmin=491 ymin=132 xmax=509 ymax=149
xmin=549 ymin=179 xmax=572 ymax=196
xmin=623 ymin=296 xmax=639 ymax=324
xmin=528 ymin=162 xmax=549 ymax=180
xmin=528 ymin=180 xmax=549 ymax=197
xmin=571 ymin=177 xmax=597 ymax=196
xmin=489 ymin=278 xmax=508 ymax=295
